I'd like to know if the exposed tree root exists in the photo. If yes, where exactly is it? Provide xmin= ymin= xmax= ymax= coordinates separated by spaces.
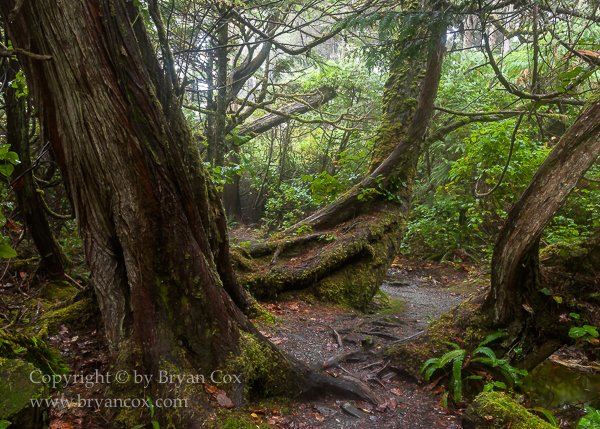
xmin=232 ymin=210 xmax=406 ymax=309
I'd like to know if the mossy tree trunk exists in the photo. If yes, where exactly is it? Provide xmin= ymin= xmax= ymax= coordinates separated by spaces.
xmin=1 ymin=0 xmax=378 ymax=425
xmin=4 ymin=59 xmax=70 ymax=279
xmin=235 ymin=32 xmax=446 ymax=308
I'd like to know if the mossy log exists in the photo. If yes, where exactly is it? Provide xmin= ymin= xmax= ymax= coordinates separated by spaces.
xmin=462 ymin=392 xmax=554 ymax=429
xmin=0 ymin=359 xmax=49 ymax=429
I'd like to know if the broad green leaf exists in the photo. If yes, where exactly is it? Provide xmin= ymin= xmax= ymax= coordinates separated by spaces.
xmin=0 ymin=245 xmax=17 ymax=259
xmin=570 ymin=327 xmax=588 ymax=338
xmin=0 ymin=164 xmax=14 ymax=177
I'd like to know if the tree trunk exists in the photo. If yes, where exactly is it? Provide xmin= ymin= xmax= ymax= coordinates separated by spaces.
xmin=234 ymin=32 xmax=446 ymax=308
xmin=478 ymin=91 xmax=600 ymax=367
xmin=1 ymin=0 xmax=378 ymax=424
xmin=4 ymin=60 xmax=70 ymax=279
xmin=388 ymin=92 xmax=600 ymax=380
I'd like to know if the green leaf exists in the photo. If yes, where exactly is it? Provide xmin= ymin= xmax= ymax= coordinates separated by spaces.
xmin=540 ymin=288 xmax=552 ymax=296
xmin=473 ymin=346 xmax=498 ymax=366
xmin=553 ymin=296 xmax=563 ymax=304
xmin=0 ymin=164 xmax=14 ymax=177
xmin=584 ymin=325 xmax=599 ymax=338
xmin=570 ymin=327 xmax=588 ymax=338
xmin=451 ymin=357 xmax=463 ymax=402
xmin=439 ymin=349 xmax=465 ymax=367
xmin=147 ymin=397 xmax=155 ymax=418
xmin=0 ymin=245 xmax=17 ymax=259
xmin=570 ymin=313 xmax=581 ymax=320
xmin=4 ymin=152 xmax=19 ymax=165
xmin=151 ymin=421 xmax=160 ymax=429
xmin=0 ymin=420 xmax=11 ymax=429
xmin=479 ymin=330 xmax=503 ymax=346
xmin=531 ymin=408 xmax=559 ymax=427
xmin=131 ymin=425 xmax=146 ymax=429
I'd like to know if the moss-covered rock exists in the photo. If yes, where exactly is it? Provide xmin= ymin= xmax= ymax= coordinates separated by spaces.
xmin=38 ymin=281 xmax=79 ymax=302
xmin=0 ymin=359 xmax=49 ymax=428
xmin=462 ymin=392 xmax=554 ymax=429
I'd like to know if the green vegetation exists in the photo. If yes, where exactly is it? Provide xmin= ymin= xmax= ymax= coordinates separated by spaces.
xmin=421 ymin=331 xmax=527 ymax=403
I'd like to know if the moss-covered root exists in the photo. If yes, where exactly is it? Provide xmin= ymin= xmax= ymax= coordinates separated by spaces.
xmin=462 ymin=392 xmax=554 ymax=429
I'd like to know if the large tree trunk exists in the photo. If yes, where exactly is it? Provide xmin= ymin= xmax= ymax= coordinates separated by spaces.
xmin=1 ymin=0 xmax=378 ymax=425
xmin=234 ymin=32 xmax=445 ymax=308
xmin=4 ymin=59 xmax=70 ymax=279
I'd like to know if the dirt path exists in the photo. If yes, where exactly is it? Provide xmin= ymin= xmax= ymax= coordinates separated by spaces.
xmin=253 ymin=259 xmax=485 ymax=428
xmin=44 ymin=259 xmax=485 ymax=428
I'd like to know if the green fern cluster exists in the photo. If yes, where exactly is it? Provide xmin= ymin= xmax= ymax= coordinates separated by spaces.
xmin=421 ymin=330 xmax=527 ymax=403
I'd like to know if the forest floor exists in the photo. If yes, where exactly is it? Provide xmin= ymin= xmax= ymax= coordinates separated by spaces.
xmin=245 ymin=257 xmax=484 ymax=429
xmin=38 ymin=257 xmax=485 ymax=429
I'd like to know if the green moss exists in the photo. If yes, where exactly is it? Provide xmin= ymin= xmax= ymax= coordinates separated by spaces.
xmin=38 ymin=281 xmax=78 ymax=301
xmin=0 ymin=359 xmax=48 ymax=420
xmin=378 ymin=297 xmax=405 ymax=315
xmin=465 ymin=391 xmax=555 ymax=428
xmin=10 ymin=257 xmax=39 ymax=274
xmin=226 ymin=332 xmax=294 ymax=398
xmin=27 ymin=297 xmax=99 ymax=338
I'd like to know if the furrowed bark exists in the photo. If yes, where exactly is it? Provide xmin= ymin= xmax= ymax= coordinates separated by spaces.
xmin=1 ymin=1 xmax=381 ymax=424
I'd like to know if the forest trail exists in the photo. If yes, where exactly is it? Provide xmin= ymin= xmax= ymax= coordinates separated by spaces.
xmin=249 ymin=259 xmax=485 ymax=428
xmin=42 ymin=258 xmax=485 ymax=429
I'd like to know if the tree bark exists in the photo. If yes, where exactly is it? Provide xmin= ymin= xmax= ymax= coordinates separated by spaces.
xmin=4 ymin=60 xmax=70 ymax=279
xmin=1 ymin=0 xmax=378 ymax=424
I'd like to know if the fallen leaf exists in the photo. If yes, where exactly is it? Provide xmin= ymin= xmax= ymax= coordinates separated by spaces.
xmin=355 ymin=400 xmax=373 ymax=412
xmin=203 ymin=383 xmax=219 ymax=395
xmin=389 ymin=388 xmax=403 ymax=396
xmin=215 ymin=392 xmax=234 ymax=408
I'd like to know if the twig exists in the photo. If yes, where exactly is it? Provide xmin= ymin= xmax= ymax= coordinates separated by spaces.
xmin=475 ymin=112 xmax=525 ymax=197
xmin=329 ymin=325 xmax=343 ymax=348
xmin=375 ymin=360 xmax=390 ymax=377
xmin=64 ymin=273 xmax=83 ymax=290
xmin=391 ymin=330 xmax=426 ymax=345
xmin=357 ymin=361 xmax=384 ymax=371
